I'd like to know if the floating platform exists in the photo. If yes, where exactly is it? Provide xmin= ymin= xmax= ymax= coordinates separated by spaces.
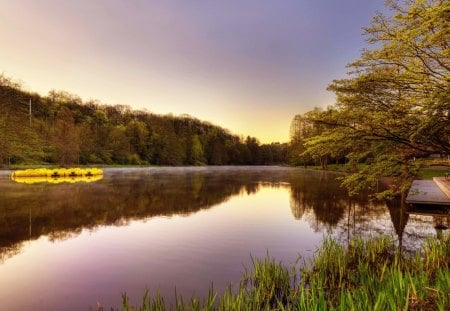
xmin=406 ymin=180 xmax=450 ymax=206
xmin=11 ymin=167 xmax=103 ymax=178
xmin=11 ymin=175 xmax=103 ymax=184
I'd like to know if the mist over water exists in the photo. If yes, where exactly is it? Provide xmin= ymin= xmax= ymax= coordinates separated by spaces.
xmin=0 ymin=167 xmax=447 ymax=310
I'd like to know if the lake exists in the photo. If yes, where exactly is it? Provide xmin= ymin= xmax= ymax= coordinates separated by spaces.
xmin=0 ymin=167 xmax=447 ymax=310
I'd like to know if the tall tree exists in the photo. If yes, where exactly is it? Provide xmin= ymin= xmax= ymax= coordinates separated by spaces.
xmin=305 ymin=0 xmax=449 ymax=197
xmin=289 ymin=113 xmax=315 ymax=167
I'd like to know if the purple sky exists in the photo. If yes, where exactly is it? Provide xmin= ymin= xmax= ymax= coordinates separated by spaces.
xmin=0 ymin=0 xmax=386 ymax=142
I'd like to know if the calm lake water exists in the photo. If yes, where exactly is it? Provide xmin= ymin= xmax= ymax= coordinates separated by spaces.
xmin=0 ymin=167 xmax=448 ymax=310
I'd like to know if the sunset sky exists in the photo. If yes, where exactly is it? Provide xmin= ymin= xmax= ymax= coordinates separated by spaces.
xmin=0 ymin=0 xmax=386 ymax=143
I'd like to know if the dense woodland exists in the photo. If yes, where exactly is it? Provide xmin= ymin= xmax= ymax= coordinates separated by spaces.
xmin=289 ymin=0 xmax=449 ymax=197
xmin=1 ymin=0 xmax=448 ymax=199
xmin=0 ymin=76 xmax=287 ymax=167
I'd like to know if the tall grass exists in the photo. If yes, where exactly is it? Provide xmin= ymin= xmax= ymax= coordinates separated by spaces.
xmin=111 ymin=234 xmax=449 ymax=311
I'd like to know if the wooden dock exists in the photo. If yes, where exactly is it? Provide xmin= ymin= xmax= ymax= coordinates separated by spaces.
xmin=433 ymin=177 xmax=450 ymax=198
xmin=406 ymin=179 xmax=450 ymax=205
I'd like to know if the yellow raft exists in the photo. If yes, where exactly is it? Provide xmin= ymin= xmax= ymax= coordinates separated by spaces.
xmin=11 ymin=175 xmax=103 ymax=184
xmin=11 ymin=167 xmax=103 ymax=178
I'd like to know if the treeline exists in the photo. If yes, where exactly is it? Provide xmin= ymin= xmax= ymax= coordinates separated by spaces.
xmin=288 ymin=0 xmax=449 ymax=197
xmin=0 ymin=77 xmax=287 ymax=166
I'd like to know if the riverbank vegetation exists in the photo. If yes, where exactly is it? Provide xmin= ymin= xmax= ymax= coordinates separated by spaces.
xmin=0 ymin=76 xmax=287 ymax=167
xmin=417 ymin=168 xmax=450 ymax=180
xmin=288 ymin=0 xmax=449 ymax=197
xmin=114 ymin=234 xmax=449 ymax=310
xmin=302 ymin=163 xmax=448 ymax=180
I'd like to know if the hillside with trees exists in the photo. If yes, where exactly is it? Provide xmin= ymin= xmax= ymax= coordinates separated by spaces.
xmin=0 ymin=76 xmax=287 ymax=167
xmin=289 ymin=0 xmax=449 ymax=197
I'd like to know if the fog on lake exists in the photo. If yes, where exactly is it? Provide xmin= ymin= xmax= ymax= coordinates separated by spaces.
xmin=0 ymin=167 xmax=447 ymax=310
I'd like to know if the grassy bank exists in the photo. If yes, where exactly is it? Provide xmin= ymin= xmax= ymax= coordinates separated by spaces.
xmin=417 ymin=168 xmax=450 ymax=180
xmin=303 ymin=163 xmax=367 ymax=173
xmin=113 ymin=234 xmax=449 ymax=310
xmin=1 ymin=164 xmax=152 ymax=170
xmin=305 ymin=164 xmax=449 ymax=181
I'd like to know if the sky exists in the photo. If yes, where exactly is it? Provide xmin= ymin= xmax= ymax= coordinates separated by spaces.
xmin=0 ymin=0 xmax=387 ymax=143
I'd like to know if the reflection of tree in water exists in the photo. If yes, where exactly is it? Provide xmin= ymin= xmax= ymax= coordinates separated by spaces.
xmin=385 ymin=199 xmax=409 ymax=249
xmin=1 ymin=168 xmax=448 ymax=261
xmin=0 ymin=244 xmax=22 ymax=263
xmin=289 ymin=170 xmax=372 ymax=233
xmin=434 ymin=215 xmax=450 ymax=230
xmin=0 ymin=168 xmax=292 ymax=261
xmin=406 ymin=205 xmax=450 ymax=227
xmin=386 ymin=199 xmax=409 ymax=238
xmin=245 ymin=183 xmax=260 ymax=195
xmin=403 ymin=205 xmax=450 ymax=249
xmin=288 ymin=169 xmax=449 ymax=251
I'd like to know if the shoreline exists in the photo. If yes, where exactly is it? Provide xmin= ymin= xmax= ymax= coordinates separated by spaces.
xmin=117 ymin=235 xmax=450 ymax=310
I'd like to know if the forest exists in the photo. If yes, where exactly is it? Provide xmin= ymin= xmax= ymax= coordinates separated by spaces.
xmin=1 ymin=0 xmax=448 ymax=199
xmin=0 ymin=76 xmax=287 ymax=167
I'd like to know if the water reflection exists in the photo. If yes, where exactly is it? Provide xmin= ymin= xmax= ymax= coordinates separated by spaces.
xmin=11 ymin=175 xmax=103 ymax=184
xmin=289 ymin=170 xmax=366 ymax=230
xmin=0 ymin=167 xmax=448 ymax=263
xmin=0 ymin=167 xmax=289 ymax=261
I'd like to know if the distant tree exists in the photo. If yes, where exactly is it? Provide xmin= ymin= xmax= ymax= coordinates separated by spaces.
xmin=151 ymin=122 xmax=186 ymax=165
xmin=0 ymin=76 xmax=288 ymax=167
xmin=52 ymin=107 xmax=80 ymax=165
xmin=246 ymin=136 xmax=262 ymax=165
xmin=108 ymin=125 xmax=130 ymax=164
xmin=126 ymin=120 xmax=149 ymax=161
xmin=187 ymin=134 xmax=205 ymax=165
xmin=0 ymin=76 xmax=43 ymax=165
xmin=0 ymin=76 xmax=24 ymax=165
xmin=289 ymin=114 xmax=314 ymax=167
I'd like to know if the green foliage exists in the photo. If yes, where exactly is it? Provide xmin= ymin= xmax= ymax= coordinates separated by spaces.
xmin=299 ymin=0 xmax=450 ymax=197
xmin=117 ymin=234 xmax=450 ymax=310
xmin=0 ymin=76 xmax=287 ymax=167
xmin=0 ymin=76 xmax=44 ymax=165
xmin=52 ymin=106 xmax=80 ymax=165
xmin=189 ymin=135 xmax=206 ymax=165
xmin=417 ymin=167 xmax=450 ymax=179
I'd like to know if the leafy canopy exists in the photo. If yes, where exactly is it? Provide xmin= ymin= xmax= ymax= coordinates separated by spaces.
xmin=304 ymin=0 xmax=449 ymax=196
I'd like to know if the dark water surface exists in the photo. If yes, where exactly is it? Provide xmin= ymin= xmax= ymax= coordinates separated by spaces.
xmin=0 ymin=167 xmax=448 ymax=310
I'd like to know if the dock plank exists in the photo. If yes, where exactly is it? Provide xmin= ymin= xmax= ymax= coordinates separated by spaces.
xmin=405 ymin=180 xmax=450 ymax=205
xmin=433 ymin=177 xmax=450 ymax=199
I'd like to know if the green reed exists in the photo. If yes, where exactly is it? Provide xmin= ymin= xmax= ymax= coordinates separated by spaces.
xmin=113 ymin=234 xmax=449 ymax=311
